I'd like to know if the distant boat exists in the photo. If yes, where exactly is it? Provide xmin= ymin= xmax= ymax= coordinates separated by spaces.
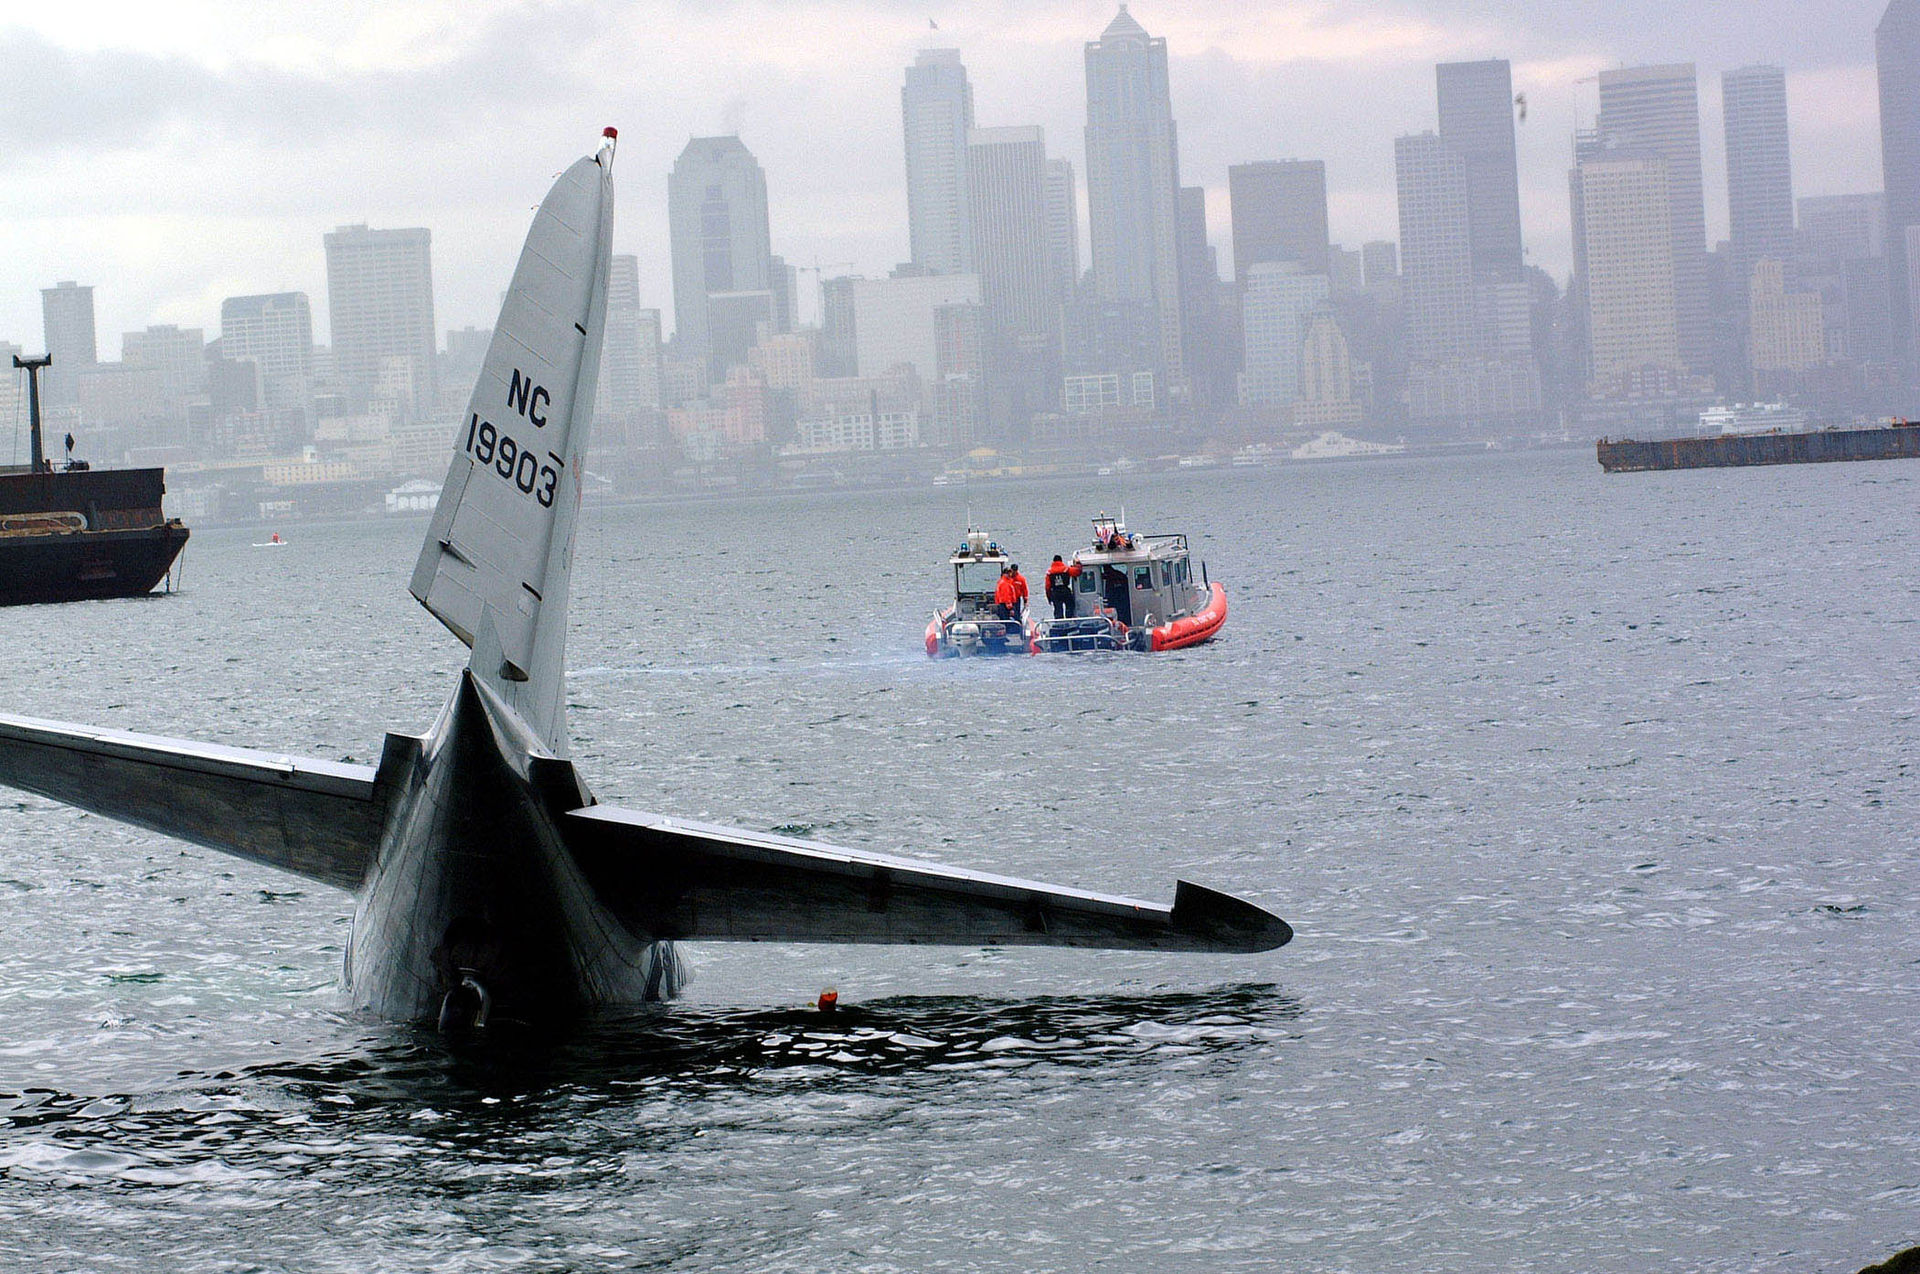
xmin=925 ymin=529 xmax=1027 ymax=657
xmin=253 ymin=532 xmax=288 ymax=548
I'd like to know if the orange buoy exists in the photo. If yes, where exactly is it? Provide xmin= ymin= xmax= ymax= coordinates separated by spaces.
xmin=817 ymin=988 xmax=839 ymax=1013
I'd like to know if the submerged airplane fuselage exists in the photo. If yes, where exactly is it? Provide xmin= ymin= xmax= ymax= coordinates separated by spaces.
xmin=0 ymin=135 xmax=1289 ymax=1029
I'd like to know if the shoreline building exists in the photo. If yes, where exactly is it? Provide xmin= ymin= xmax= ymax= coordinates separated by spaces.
xmin=40 ymin=281 xmax=97 ymax=408
xmin=1084 ymin=5 xmax=1187 ymax=398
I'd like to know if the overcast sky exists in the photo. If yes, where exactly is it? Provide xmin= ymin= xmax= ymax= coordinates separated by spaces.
xmin=0 ymin=0 xmax=1892 ymax=353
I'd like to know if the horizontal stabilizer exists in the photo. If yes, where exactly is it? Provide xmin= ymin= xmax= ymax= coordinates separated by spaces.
xmin=0 ymin=711 xmax=387 ymax=891
xmin=563 ymin=804 xmax=1291 ymax=952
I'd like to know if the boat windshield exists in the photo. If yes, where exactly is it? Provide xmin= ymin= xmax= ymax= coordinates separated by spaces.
xmin=955 ymin=560 xmax=1003 ymax=596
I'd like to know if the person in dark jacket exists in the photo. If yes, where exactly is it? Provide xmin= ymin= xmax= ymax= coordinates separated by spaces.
xmin=1044 ymin=554 xmax=1079 ymax=618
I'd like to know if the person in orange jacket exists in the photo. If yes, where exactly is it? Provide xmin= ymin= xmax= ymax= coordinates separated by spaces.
xmin=1043 ymin=554 xmax=1079 ymax=618
xmin=993 ymin=566 xmax=1020 ymax=620
xmin=1008 ymin=563 xmax=1030 ymax=619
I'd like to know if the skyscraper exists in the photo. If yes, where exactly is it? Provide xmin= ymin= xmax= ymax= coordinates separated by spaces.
xmin=1044 ymin=158 xmax=1080 ymax=301
xmin=1723 ymin=65 xmax=1794 ymax=282
xmin=221 ymin=294 xmax=314 ymax=385
xmin=1878 ymin=0 xmax=1920 ymax=360
xmin=1084 ymin=5 xmax=1186 ymax=392
xmin=1573 ymin=154 xmax=1681 ymax=385
xmin=668 ymin=136 xmax=772 ymax=370
xmin=1228 ymin=160 xmax=1330 ymax=282
xmin=1177 ymin=185 xmax=1225 ymax=404
xmin=903 ymin=49 xmax=975 ymax=276
xmin=967 ymin=126 xmax=1053 ymax=346
xmin=1240 ymin=263 xmax=1328 ymax=407
xmin=121 ymin=325 xmax=207 ymax=404
xmin=599 ymin=255 xmax=649 ymax=424
xmin=323 ymin=225 xmax=437 ymax=416
xmin=1595 ymin=65 xmax=1708 ymax=371
xmin=1394 ymin=133 xmax=1475 ymax=363
xmin=1436 ymin=59 xmax=1523 ymax=280
xmin=40 ymin=281 xmax=97 ymax=407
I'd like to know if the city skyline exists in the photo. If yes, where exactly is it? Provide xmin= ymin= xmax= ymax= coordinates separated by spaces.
xmin=0 ymin=2 xmax=1887 ymax=351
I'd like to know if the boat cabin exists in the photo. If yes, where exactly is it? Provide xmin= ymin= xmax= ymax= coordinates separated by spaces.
xmin=1061 ymin=515 xmax=1203 ymax=630
xmin=949 ymin=529 xmax=1015 ymax=621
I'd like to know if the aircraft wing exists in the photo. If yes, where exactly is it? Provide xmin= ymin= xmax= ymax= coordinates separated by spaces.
xmin=563 ymin=804 xmax=1291 ymax=953
xmin=0 ymin=711 xmax=387 ymax=891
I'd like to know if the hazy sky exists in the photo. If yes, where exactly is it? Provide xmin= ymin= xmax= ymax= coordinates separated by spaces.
xmin=0 ymin=0 xmax=1891 ymax=353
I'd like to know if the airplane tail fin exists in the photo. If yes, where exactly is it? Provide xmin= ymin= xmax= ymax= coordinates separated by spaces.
xmin=409 ymin=143 xmax=615 ymax=755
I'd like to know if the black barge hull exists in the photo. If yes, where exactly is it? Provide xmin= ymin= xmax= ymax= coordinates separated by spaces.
xmin=1598 ymin=422 xmax=1920 ymax=472
xmin=0 ymin=524 xmax=190 ymax=606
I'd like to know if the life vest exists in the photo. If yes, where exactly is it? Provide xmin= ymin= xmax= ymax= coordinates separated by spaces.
xmin=994 ymin=576 xmax=1018 ymax=606
xmin=1045 ymin=563 xmax=1074 ymax=595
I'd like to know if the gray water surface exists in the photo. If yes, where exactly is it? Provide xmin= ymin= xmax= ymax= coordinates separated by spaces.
xmin=0 ymin=451 xmax=1914 ymax=1271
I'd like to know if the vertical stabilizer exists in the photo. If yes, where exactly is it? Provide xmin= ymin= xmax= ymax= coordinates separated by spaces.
xmin=410 ymin=144 xmax=615 ymax=754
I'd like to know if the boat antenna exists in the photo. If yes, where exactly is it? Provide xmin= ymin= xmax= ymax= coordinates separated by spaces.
xmin=11 ymin=354 xmax=51 ymax=473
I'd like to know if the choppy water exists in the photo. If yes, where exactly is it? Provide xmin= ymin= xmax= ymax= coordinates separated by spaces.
xmin=0 ymin=450 xmax=1915 ymax=1272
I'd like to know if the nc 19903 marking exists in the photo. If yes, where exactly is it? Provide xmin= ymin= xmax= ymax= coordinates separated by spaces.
xmin=464 ymin=368 xmax=562 ymax=507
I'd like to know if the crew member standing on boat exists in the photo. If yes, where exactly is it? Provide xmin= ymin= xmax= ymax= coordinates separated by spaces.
xmin=1009 ymin=563 xmax=1030 ymax=620
xmin=993 ymin=566 xmax=1019 ymax=620
xmin=1044 ymin=555 xmax=1078 ymax=618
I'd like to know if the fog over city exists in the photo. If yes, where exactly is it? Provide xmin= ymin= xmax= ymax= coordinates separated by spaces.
xmin=0 ymin=1 xmax=1885 ymax=343
xmin=0 ymin=0 xmax=1907 ymax=513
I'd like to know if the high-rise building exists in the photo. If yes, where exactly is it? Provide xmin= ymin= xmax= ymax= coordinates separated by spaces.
xmin=121 ymin=325 xmax=206 ymax=404
xmin=40 ymin=281 xmax=97 ymax=407
xmin=1436 ymin=59 xmax=1524 ymax=280
xmin=1748 ymin=258 xmax=1823 ymax=374
xmin=1240 ymin=263 xmax=1328 ymax=407
xmin=852 ymin=273 xmax=982 ymax=384
xmin=903 ymin=50 xmax=975 ymax=276
xmin=1228 ymin=160 xmax=1329 ymax=282
xmin=1177 ymin=185 xmax=1226 ymax=405
xmin=323 ymin=225 xmax=437 ymax=415
xmin=1879 ymin=0 xmax=1920 ymax=360
xmin=820 ymin=276 xmax=860 ymax=378
xmin=1045 ymin=158 xmax=1080 ymax=301
xmin=220 ymin=293 xmax=314 ymax=414
xmin=1572 ymin=154 xmax=1681 ymax=385
xmin=967 ymin=126 xmax=1054 ymax=346
xmin=599 ymin=255 xmax=652 ymax=424
xmin=1723 ymin=65 xmax=1795 ymax=281
xmin=668 ymin=136 xmax=772 ymax=369
xmin=1798 ymin=193 xmax=1886 ymax=263
xmin=1595 ymin=65 xmax=1708 ymax=371
xmin=1362 ymin=241 xmax=1400 ymax=296
xmin=1084 ymin=5 xmax=1186 ymax=392
xmin=1395 ymin=133 xmax=1476 ymax=362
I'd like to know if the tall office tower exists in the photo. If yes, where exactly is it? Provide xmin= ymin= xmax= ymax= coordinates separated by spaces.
xmin=1329 ymin=246 xmax=1365 ymax=295
xmin=1572 ymin=154 xmax=1681 ymax=384
xmin=1798 ymin=193 xmax=1886 ymax=262
xmin=40 ymin=281 xmax=97 ymax=407
xmin=1362 ymin=240 xmax=1400 ymax=293
xmin=1880 ymin=0 xmax=1920 ymax=359
xmin=668 ymin=136 xmax=773 ymax=369
xmin=323 ymin=225 xmax=437 ymax=415
xmin=966 ymin=126 xmax=1054 ymax=346
xmin=1176 ymin=185 xmax=1226 ymax=404
xmin=121 ymin=325 xmax=207 ymax=403
xmin=768 ymin=255 xmax=799 ymax=333
xmin=1723 ymin=65 xmax=1795 ymax=282
xmin=1436 ymin=60 xmax=1524 ymax=281
xmin=1395 ymin=133 xmax=1476 ymax=362
xmin=1045 ymin=158 xmax=1080 ymax=300
xmin=1084 ymin=5 xmax=1187 ymax=391
xmin=1748 ymin=258 xmax=1824 ymax=373
xmin=1240 ymin=263 xmax=1329 ymax=406
xmin=599 ymin=255 xmax=647 ymax=421
xmin=1595 ymin=64 xmax=1708 ymax=370
xmin=819 ymin=275 xmax=860 ymax=377
xmin=220 ymin=294 xmax=314 ymax=413
xmin=903 ymin=49 xmax=975 ymax=275
xmin=1228 ymin=160 xmax=1330 ymax=281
